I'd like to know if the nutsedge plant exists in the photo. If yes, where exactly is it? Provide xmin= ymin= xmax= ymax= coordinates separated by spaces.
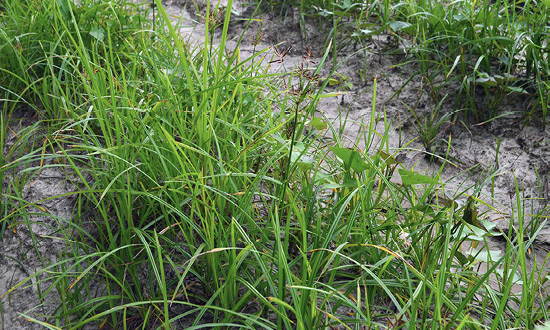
xmin=0 ymin=0 xmax=549 ymax=329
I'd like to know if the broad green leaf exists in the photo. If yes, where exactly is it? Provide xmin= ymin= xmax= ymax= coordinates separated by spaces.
xmin=454 ymin=250 xmax=472 ymax=266
xmin=292 ymin=141 xmax=307 ymax=152
xmin=506 ymin=85 xmax=528 ymax=94
xmin=435 ymin=193 xmax=459 ymax=209
xmin=453 ymin=13 xmax=467 ymax=22
xmin=340 ymin=0 xmax=352 ymax=9
xmin=476 ymin=76 xmax=498 ymax=87
xmin=56 ymin=0 xmax=71 ymax=20
xmin=462 ymin=196 xmax=486 ymax=231
xmin=296 ymin=161 xmax=314 ymax=171
xmin=312 ymin=172 xmax=333 ymax=184
xmin=377 ymin=150 xmax=398 ymax=165
xmin=89 ymin=27 xmax=105 ymax=41
xmin=495 ymin=269 xmax=523 ymax=285
xmin=334 ymin=72 xmax=350 ymax=81
xmin=455 ymin=223 xmax=487 ymax=241
xmin=323 ymin=181 xmax=358 ymax=190
xmin=308 ymin=117 xmax=327 ymax=130
xmin=398 ymin=169 xmax=438 ymax=185
xmin=493 ymin=74 xmax=519 ymax=84
xmin=342 ymin=81 xmax=353 ymax=90
xmin=330 ymin=147 xmax=369 ymax=173
xmin=535 ymin=321 xmax=550 ymax=330
xmin=291 ymin=151 xmax=314 ymax=171
xmin=470 ymin=248 xmax=502 ymax=263
xmin=479 ymin=219 xmax=501 ymax=236
xmin=388 ymin=21 xmax=411 ymax=32
xmin=351 ymin=29 xmax=374 ymax=38
xmin=314 ymin=7 xmax=333 ymax=17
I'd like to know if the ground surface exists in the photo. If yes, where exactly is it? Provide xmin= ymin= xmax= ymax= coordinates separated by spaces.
xmin=1 ymin=0 xmax=549 ymax=328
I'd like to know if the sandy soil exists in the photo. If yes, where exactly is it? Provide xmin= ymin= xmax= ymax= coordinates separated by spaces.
xmin=1 ymin=0 xmax=549 ymax=328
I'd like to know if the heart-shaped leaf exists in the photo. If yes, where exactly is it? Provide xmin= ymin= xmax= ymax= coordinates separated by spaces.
xmin=470 ymin=248 xmax=502 ymax=262
xmin=398 ymin=169 xmax=438 ymax=185
xmin=312 ymin=172 xmax=333 ymax=184
xmin=89 ymin=27 xmax=106 ymax=42
xmin=377 ymin=150 xmax=398 ymax=165
xmin=330 ymin=147 xmax=369 ymax=173
xmin=535 ymin=321 xmax=550 ymax=330
xmin=388 ymin=21 xmax=411 ymax=32
xmin=308 ymin=117 xmax=327 ymax=130
xmin=291 ymin=150 xmax=314 ymax=171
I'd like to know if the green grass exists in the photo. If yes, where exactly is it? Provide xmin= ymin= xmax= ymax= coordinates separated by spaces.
xmin=1 ymin=0 xmax=549 ymax=329
xmin=296 ymin=0 xmax=550 ymax=124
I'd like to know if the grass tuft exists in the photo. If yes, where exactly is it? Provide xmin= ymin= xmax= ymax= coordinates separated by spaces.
xmin=1 ymin=0 xmax=549 ymax=328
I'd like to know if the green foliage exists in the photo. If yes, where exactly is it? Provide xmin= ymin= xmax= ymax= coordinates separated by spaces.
xmin=1 ymin=0 xmax=549 ymax=329
xmin=284 ymin=0 xmax=550 ymax=123
xmin=0 ymin=112 xmax=42 ymax=240
xmin=406 ymin=94 xmax=458 ymax=159
xmin=0 ymin=0 xmax=150 ymax=119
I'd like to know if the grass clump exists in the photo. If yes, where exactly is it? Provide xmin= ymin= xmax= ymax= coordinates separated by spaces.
xmin=290 ymin=0 xmax=550 ymax=124
xmin=1 ymin=0 xmax=549 ymax=329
